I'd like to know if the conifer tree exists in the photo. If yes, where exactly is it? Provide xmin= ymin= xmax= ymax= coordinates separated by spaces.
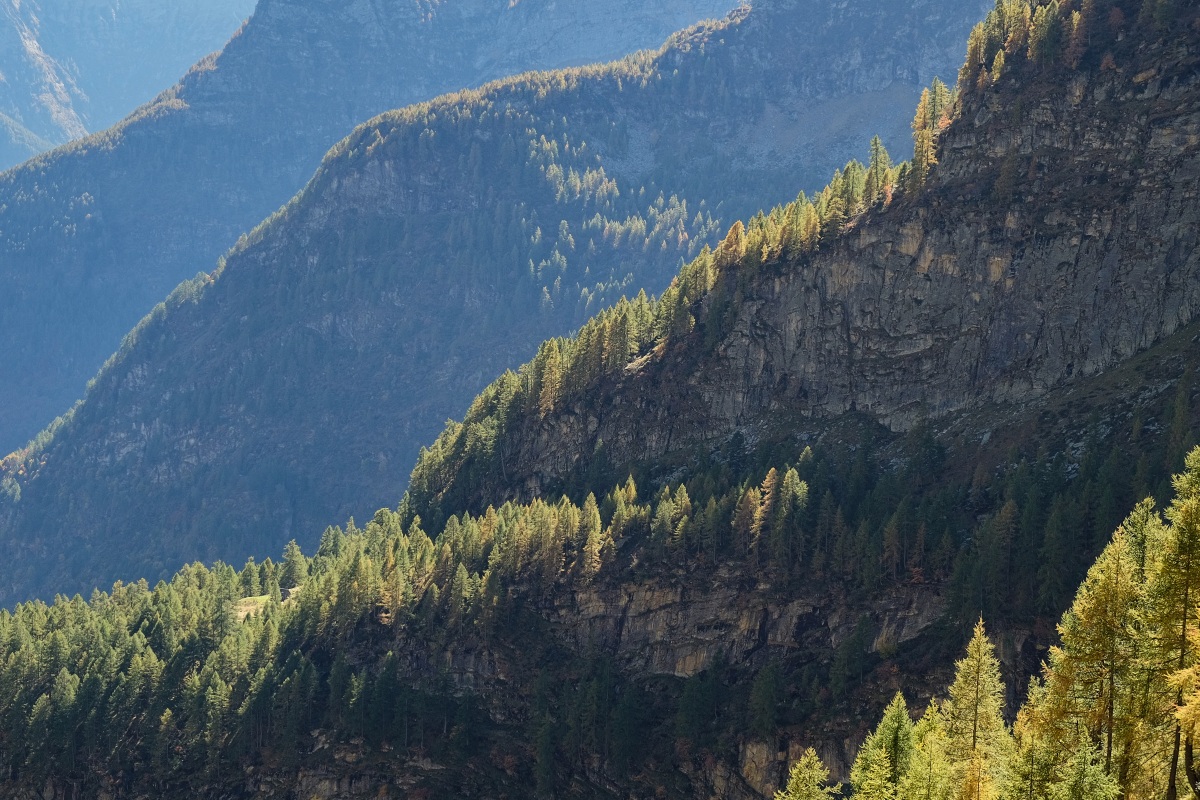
xmin=910 ymin=88 xmax=939 ymax=192
xmin=960 ymin=23 xmax=987 ymax=89
xmin=853 ymin=745 xmax=897 ymax=800
xmin=538 ymin=340 xmax=564 ymax=415
xmin=852 ymin=693 xmax=913 ymax=799
xmin=1005 ymin=678 xmax=1057 ymax=800
xmin=1046 ymin=738 xmax=1119 ymax=800
xmin=749 ymin=662 xmax=782 ymax=739
xmin=776 ymin=747 xmax=841 ymax=800
xmin=715 ymin=220 xmax=747 ymax=269
xmin=1149 ymin=447 xmax=1200 ymax=800
xmin=902 ymin=703 xmax=953 ymax=800
xmin=1029 ymin=1 xmax=1064 ymax=64
xmin=875 ymin=693 xmax=915 ymax=784
xmin=733 ymin=486 xmax=762 ymax=557
xmin=864 ymin=136 xmax=893 ymax=208
xmin=577 ymin=493 xmax=606 ymax=580
xmin=942 ymin=619 xmax=1011 ymax=800
xmin=1042 ymin=508 xmax=1151 ymax=777
xmin=754 ymin=468 xmax=781 ymax=561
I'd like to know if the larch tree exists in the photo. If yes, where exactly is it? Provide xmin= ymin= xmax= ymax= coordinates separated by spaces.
xmin=864 ymin=135 xmax=893 ymax=208
xmin=1040 ymin=520 xmax=1146 ymax=770
xmin=1150 ymin=447 xmax=1200 ymax=800
xmin=733 ymin=486 xmax=762 ymax=557
xmin=942 ymin=619 xmax=1011 ymax=800
xmin=1047 ymin=740 xmax=1119 ymax=800
xmin=1005 ymin=679 xmax=1058 ymax=800
xmin=776 ymin=747 xmax=841 ymax=800
xmin=577 ymin=493 xmax=606 ymax=580
xmin=852 ymin=692 xmax=914 ymax=798
xmin=852 ymin=744 xmax=897 ymax=800
xmin=900 ymin=703 xmax=953 ymax=800
xmin=910 ymin=89 xmax=937 ymax=191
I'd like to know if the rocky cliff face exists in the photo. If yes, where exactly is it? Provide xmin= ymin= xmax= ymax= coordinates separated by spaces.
xmin=422 ymin=19 xmax=1200 ymax=511
xmin=0 ymin=0 xmax=741 ymax=454
xmin=0 ymin=0 xmax=254 ymax=167
xmin=0 ymin=0 xmax=989 ymax=606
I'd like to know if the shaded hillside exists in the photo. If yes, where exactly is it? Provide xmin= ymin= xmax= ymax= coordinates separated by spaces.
xmin=409 ymin=0 xmax=1200 ymax=524
xmin=0 ymin=3 xmax=1198 ymax=799
xmin=0 ymin=0 xmax=254 ymax=168
xmin=0 ymin=0 xmax=741 ymax=452
xmin=1 ymin=325 xmax=1198 ymax=800
xmin=0 ymin=0 xmax=988 ymax=606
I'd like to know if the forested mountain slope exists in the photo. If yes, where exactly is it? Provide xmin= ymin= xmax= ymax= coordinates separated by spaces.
xmin=0 ymin=0 xmax=988 ymax=606
xmin=0 ymin=0 xmax=742 ymax=453
xmin=0 ymin=2 xmax=1198 ymax=799
xmin=409 ymin=0 xmax=1200 ymax=524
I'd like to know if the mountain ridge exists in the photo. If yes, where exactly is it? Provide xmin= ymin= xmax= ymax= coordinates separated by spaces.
xmin=0 ymin=0 xmax=988 ymax=607
xmin=0 ymin=0 xmax=741 ymax=453
xmin=406 ymin=7 xmax=1200 ymax=522
xmin=0 ymin=2 xmax=1197 ymax=799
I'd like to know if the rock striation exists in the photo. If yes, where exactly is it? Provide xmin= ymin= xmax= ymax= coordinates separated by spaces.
xmin=0 ymin=0 xmax=988 ymax=606
xmin=420 ymin=19 xmax=1200 ymax=512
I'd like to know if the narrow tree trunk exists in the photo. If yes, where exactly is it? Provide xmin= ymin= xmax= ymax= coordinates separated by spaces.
xmin=1106 ymin=662 xmax=1115 ymax=773
xmin=1169 ymin=543 xmax=1194 ymax=800
xmin=1184 ymin=730 xmax=1200 ymax=800
xmin=1169 ymin=724 xmax=1183 ymax=800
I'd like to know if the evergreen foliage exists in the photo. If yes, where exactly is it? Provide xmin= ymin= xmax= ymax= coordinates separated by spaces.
xmin=783 ymin=449 xmax=1200 ymax=800
xmin=0 ymin=0 xmax=976 ymax=608
xmin=776 ymin=747 xmax=842 ymax=800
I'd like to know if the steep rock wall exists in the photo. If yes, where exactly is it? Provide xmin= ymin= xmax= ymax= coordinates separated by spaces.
xmin=447 ymin=30 xmax=1200 ymax=505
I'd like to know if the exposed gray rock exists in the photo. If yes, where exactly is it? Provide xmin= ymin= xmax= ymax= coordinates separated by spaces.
xmin=0 ymin=0 xmax=990 ymax=608
xmin=429 ymin=32 xmax=1200 ymax=510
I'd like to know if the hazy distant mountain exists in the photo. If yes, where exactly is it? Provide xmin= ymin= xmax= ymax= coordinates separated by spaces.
xmin=0 ymin=0 xmax=738 ymax=455
xmin=0 ymin=0 xmax=256 ymax=168
xmin=0 ymin=0 xmax=987 ymax=604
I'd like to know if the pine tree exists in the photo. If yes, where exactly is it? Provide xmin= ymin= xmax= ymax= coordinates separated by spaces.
xmin=942 ymin=619 xmax=1011 ymax=800
xmin=852 ymin=694 xmax=913 ymax=800
xmin=776 ymin=747 xmax=842 ymax=800
xmin=279 ymin=539 xmax=308 ymax=590
xmin=1149 ymin=447 xmax=1200 ymax=800
xmin=749 ymin=662 xmax=782 ymax=739
xmin=902 ymin=703 xmax=953 ymax=800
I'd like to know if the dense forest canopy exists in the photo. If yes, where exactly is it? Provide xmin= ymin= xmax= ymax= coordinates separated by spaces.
xmin=0 ymin=0 xmax=1197 ymax=796
xmin=0 ymin=0 xmax=990 ymax=608
xmin=3 ymin=437 xmax=1199 ymax=795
